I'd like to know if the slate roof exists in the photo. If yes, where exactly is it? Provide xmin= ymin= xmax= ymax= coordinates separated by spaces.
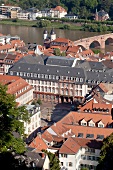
xmin=18 ymin=55 xmax=44 ymax=65
xmin=46 ymin=56 xmax=75 ymax=67
xmin=9 ymin=62 xmax=85 ymax=78
xmin=24 ymin=151 xmax=44 ymax=168
xmin=84 ymin=70 xmax=113 ymax=85
xmin=76 ymin=60 xmax=105 ymax=71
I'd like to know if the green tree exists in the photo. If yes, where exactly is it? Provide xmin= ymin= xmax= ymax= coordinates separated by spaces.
xmin=37 ymin=98 xmax=42 ymax=105
xmin=43 ymin=150 xmax=60 ymax=170
xmin=97 ymin=133 xmax=113 ymax=170
xmin=36 ymin=19 xmax=51 ymax=28
xmin=54 ymin=48 xmax=61 ymax=56
xmin=61 ymin=51 xmax=66 ymax=56
xmin=84 ymin=0 xmax=98 ymax=9
xmin=63 ymin=24 xmax=71 ymax=29
xmin=81 ymin=168 xmax=89 ymax=170
xmin=92 ymin=49 xmax=101 ymax=54
xmin=0 ymin=83 xmax=29 ymax=154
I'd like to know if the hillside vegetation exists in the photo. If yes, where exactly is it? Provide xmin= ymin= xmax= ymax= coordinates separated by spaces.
xmin=2 ymin=0 xmax=113 ymax=19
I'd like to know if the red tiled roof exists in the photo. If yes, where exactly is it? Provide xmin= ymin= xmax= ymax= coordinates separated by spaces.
xmin=80 ymin=99 xmax=112 ymax=114
xmin=67 ymin=46 xmax=80 ymax=53
xmin=52 ymin=6 xmax=67 ymax=12
xmin=0 ymin=75 xmax=32 ymax=95
xmin=59 ymin=137 xmax=102 ymax=154
xmin=61 ymin=111 xmax=113 ymax=127
xmin=29 ymin=136 xmax=48 ymax=151
xmin=52 ymin=37 xmax=72 ymax=43
xmin=0 ymin=44 xmax=14 ymax=50
xmin=80 ymin=49 xmax=94 ymax=55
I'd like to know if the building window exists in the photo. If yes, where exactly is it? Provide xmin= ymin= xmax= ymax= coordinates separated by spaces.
xmin=53 ymin=75 xmax=55 ymax=79
xmin=86 ymin=134 xmax=94 ymax=138
xmin=38 ymin=74 xmax=40 ymax=78
xmin=97 ymin=135 xmax=104 ymax=139
xmin=34 ymin=73 xmax=37 ymax=77
xmin=45 ymin=74 xmax=48 ymax=79
xmin=27 ymin=73 xmax=30 ymax=77
xmin=31 ymin=73 xmax=33 ymax=77
xmin=56 ymin=76 xmax=59 ymax=80
xmin=10 ymin=71 xmax=13 ymax=75
xmin=61 ymin=162 xmax=63 ymax=166
xmin=61 ymin=154 xmax=67 ymax=158
xmin=89 ymin=123 xmax=95 ymax=127
xmin=66 ymin=76 xmax=68 ymax=80
xmin=69 ymin=162 xmax=73 ymax=167
xmin=49 ymin=75 xmax=51 ymax=79
xmin=20 ymin=72 xmax=23 ymax=76
xmin=80 ymin=78 xmax=83 ymax=82
xmin=81 ymin=122 xmax=87 ymax=126
xmin=78 ymin=133 xmax=83 ymax=138
xmin=42 ymin=74 xmax=44 ymax=78
xmin=81 ymin=155 xmax=86 ymax=160
xmin=98 ymin=124 xmax=104 ymax=128
xmin=76 ymin=77 xmax=79 ymax=82
xmin=24 ymin=72 xmax=26 ymax=76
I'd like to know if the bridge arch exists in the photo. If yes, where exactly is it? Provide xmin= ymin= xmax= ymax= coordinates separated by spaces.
xmin=78 ymin=45 xmax=86 ymax=50
xmin=89 ymin=40 xmax=101 ymax=49
xmin=105 ymin=37 xmax=113 ymax=45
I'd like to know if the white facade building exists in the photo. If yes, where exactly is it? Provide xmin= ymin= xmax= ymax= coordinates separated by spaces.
xmin=24 ymin=104 xmax=41 ymax=136
xmin=59 ymin=138 xmax=101 ymax=170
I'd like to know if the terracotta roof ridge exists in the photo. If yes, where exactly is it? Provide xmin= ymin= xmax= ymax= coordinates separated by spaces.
xmin=63 ymin=137 xmax=80 ymax=153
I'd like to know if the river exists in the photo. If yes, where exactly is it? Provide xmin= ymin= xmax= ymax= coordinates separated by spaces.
xmin=0 ymin=24 xmax=112 ymax=52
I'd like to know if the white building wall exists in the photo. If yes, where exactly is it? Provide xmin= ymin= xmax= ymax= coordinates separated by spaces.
xmin=59 ymin=154 xmax=76 ymax=170
xmin=59 ymin=148 xmax=100 ymax=170
xmin=16 ymin=88 xmax=33 ymax=106
xmin=24 ymin=109 xmax=41 ymax=135
xmin=42 ymin=155 xmax=50 ymax=170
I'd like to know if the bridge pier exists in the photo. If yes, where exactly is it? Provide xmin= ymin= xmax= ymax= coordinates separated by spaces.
xmin=100 ymin=40 xmax=105 ymax=49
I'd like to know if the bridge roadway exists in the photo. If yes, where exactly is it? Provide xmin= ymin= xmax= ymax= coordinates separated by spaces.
xmin=74 ymin=33 xmax=113 ymax=49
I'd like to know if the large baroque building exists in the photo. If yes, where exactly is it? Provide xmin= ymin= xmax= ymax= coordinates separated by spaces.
xmin=8 ymin=55 xmax=113 ymax=103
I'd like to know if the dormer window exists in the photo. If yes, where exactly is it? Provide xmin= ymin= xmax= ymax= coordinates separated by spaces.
xmin=89 ymin=123 xmax=95 ymax=127
xmin=34 ymin=73 xmax=37 ymax=77
xmin=81 ymin=119 xmax=87 ymax=126
xmin=88 ymin=120 xmax=95 ymax=127
xmin=80 ymin=78 xmax=83 ymax=82
xmin=76 ymin=77 xmax=79 ymax=82
xmin=98 ymin=124 xmax=104 ymax=128
xmin=45 ymin=74 xmax=48 ymax=79
xmin=98 ymin=121 xmax=104 ymax=128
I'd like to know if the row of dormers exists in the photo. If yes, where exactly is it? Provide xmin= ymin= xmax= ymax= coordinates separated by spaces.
xmin=84 ymin=108 xmax=109 ymax=113
xmin=10 ymin=71 xmax=84 ymax=82
xmin=80 ymin=119 xmax=106 ymax=128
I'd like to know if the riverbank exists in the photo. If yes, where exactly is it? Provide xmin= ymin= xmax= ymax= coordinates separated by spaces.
xmin=0 ymin=18 xmax=113 ymax=35
xmin=0 ymin=19 xmax=83 ymax=31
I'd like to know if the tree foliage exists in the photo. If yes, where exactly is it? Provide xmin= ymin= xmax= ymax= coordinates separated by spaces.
xmin=42 ymin=150 xmax=60 ymax=170
xmin=3 ymin=0 xmax=113 ymax=19
xmin=36 ymin=19 xmax=51 ymax=28
xmin=97 ymin=133 xmax=113 ymax=170
xmin=0 ymin=83 xmax=30 ymax=154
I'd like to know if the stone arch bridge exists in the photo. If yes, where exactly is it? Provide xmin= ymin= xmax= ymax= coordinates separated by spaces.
xmin=74 ymin=33 xmax=113 ymax=49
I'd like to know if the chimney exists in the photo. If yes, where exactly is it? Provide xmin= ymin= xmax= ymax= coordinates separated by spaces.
xmin=41 ymin=152 xmax=45 ymax=159
xmin=37 ymin=132 xmax=41 ymax=138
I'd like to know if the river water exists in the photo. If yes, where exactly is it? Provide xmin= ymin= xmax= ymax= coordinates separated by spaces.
xmin=0 ymin=24 xmax=112 ymax=52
